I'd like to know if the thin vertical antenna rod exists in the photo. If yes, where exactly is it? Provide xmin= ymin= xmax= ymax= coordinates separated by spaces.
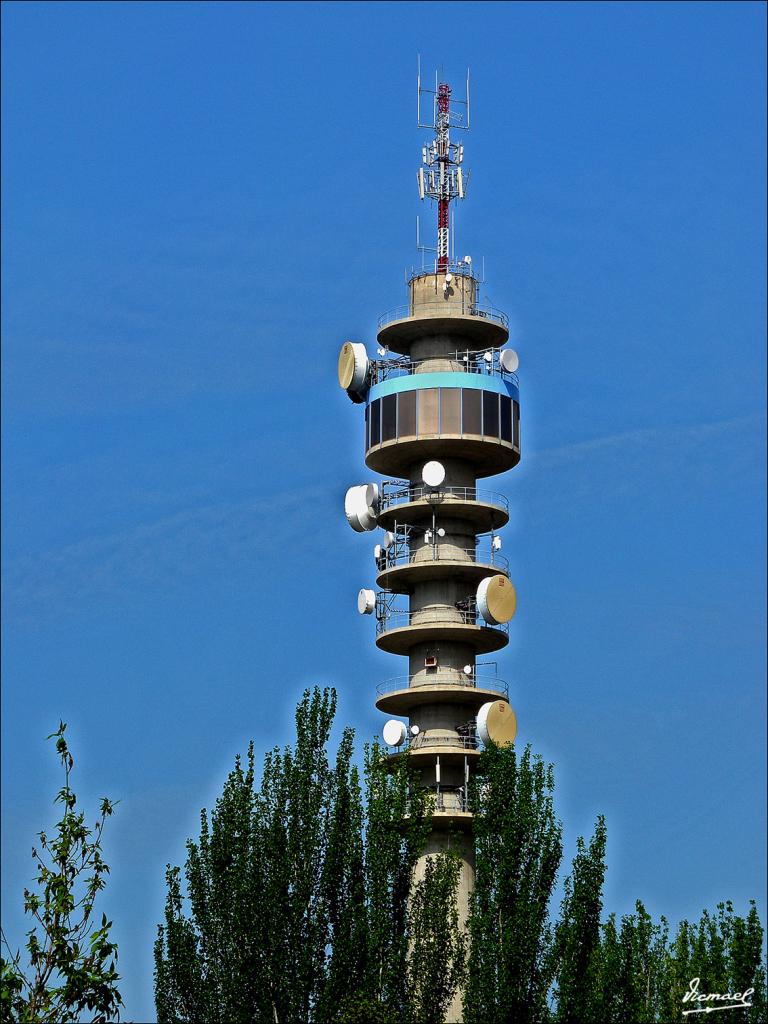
xmin=416 ymin=66 xmax=470 ymax=275
xmin=436 ymin=82 xmax=451 ymax=272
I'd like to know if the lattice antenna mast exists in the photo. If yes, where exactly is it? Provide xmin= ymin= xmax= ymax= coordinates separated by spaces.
xmin=417 ymin=59 xmax=471 ymax=273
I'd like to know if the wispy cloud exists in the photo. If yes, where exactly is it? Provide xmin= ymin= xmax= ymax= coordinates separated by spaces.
xmin=4 ymin=415 xmax=764 ymax=619
xmin=528 ymin=412 xmax=765 ymax=468
xmin=3 ymin=485 xmax=330 ymax=618
xmin=504 ymin=411 xmax=766 ymax=530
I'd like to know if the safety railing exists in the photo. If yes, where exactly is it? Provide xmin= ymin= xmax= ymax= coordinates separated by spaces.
xmin=371 ymin=347 xmax=518 ymax=387
xmin=405 ymin=733 xmax=479 ymax=753
xmin=433 ymin=790 xmax=471 ymax=813
xmin=378 ymin=544 xmax=508 ymax=574
xmin=404 ymin=790 xmax=471 ymax=814
xmin=377 ymin=300 xmax=509 ymax=333
xmin=374 ymin=599 xmax=509 ymax=640
xmin=379 ymin=483 xmax=509 ymax=516
xmin=376 ymin=674 xmax=509 ymax=698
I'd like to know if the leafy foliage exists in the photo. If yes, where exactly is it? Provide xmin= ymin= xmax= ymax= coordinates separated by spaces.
xmin=551 ymin=815 xmax=607 ymax=1022
xmin=463 ymin=743 xmax=563 ymax=1024
xmin=583 ymin=899 xmax=767 ymax=1024
xmin=154 ymin=688 xmax=466 ymax=1024
xmin=1 ymin=723 xmax=122 ymax=1024
xmin=154 ymin=693 xmax=766 ymax=1024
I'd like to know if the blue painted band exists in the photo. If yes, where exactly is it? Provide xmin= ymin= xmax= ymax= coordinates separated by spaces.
xmin=368 ymin=372 xmax=519 ymax=404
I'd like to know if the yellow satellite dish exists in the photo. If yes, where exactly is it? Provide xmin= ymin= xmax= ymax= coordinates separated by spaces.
xmin=477 ymin=700 xmax=517 ymax=747
xmin=338 ymin=342 xmax=356 ymax=390
xmin=477 ymin=574 xmax=517 ymax=625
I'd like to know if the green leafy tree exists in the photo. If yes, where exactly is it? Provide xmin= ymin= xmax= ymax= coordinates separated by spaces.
xmin=658 ymin=901 xmax=767 ymax=1024
xmin=463 ymin=743 xmax=563 ymax=1024
xmin=592 ymin=902 xmax=669 ymax=1024
xmin=154 ymin=692 xmax=767 ymax=1024
xmin=1 ymin=723 xmax=122 ymax=1024
xmin=590 ymin=899 xmax=766 ymax=1024
xmin=154 ymin=689 xmax=465 ymax=1024
xmin=404 ymin=847 xmax=467 ymax=1024
xmin=551 ymin=815 xmax=608 ymax=1023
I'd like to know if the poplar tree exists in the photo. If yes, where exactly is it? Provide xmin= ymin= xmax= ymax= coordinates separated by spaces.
xmin=656 ymin=901 xmax=767 ymax=1024
xmin=154 ymin=693 xmax=766 ymax=1024
xmin=154 ymin=689 xmax=466 ymax=1024
xmin=462 ymin=744 xmax=563 ymax=1024
xmin=551 ymin=815 xmax=607 ymax=1023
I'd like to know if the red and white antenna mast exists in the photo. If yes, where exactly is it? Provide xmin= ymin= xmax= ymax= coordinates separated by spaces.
xmin=417 ymin=59 xmax=471 ymax=274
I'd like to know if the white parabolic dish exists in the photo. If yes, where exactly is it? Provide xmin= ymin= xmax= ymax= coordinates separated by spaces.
xmin=382 ymin=719 xmax=407 ymax=746
xmin=344 ymin=484 xmax=378 ymax=532
xmin=500 ymin=348 xmax=519 ymax=373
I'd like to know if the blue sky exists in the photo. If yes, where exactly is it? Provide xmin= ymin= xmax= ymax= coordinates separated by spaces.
xmin=2 ymin=1 xmax=765 ymax=1019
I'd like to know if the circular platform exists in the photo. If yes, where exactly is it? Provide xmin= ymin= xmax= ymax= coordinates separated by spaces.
xmin=366 ymin=434 xmax=520 ymax=478
xmin=377 ymin=493 xmax=509 ymax=532
xmin=376 ymin=682 xmax=509 ymax=716
xmin=376 ymin=619 xmax=508 ymax=656
xmin=376 ymin=558 xmax=507 ymax=594
xmin=377 ymin=313 xmax=509 ymax=355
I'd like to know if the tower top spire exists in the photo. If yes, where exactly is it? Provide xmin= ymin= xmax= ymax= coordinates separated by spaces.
xmin=416 ymin=59 xmax=471 ymax=273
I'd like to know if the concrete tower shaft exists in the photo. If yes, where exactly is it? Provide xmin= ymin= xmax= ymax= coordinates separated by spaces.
xmin=338 ymin=80 xmax=520 ymax=1022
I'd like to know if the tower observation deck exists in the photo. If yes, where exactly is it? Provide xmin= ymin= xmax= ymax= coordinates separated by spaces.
xmin=337 ymin=68 xmax=520 ymax=1023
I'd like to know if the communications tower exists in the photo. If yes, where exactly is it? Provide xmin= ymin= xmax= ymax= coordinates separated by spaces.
xmin=337 ymin=68 xmax=520 ymax=1023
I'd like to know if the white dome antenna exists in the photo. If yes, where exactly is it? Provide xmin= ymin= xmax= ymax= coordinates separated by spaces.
xmin=422 ymin=461 xmax=446 ymax=488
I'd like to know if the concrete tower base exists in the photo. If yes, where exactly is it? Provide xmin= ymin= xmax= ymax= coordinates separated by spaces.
xmin=413 ymin=830 xmax=475 ymax=1023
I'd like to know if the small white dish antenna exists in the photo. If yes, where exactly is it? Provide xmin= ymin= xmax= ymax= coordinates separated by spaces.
xmin=437 ymin=527 xmax=446 ymax=538
xmin=357 ymin=588 xmax=375 ymax=615
xmin=373 ymin=544 xmax=383 ymax=560
xmin=382 ymin=719 xmax=407 ymax=747
xmin=463 ymin=665 xmax=473 ymax=676
xmin=500 ymin=349 xmax=519 ymax=373
xmin=463 ymin=255 xmax=472 ymax=264
xmin=382 ymin=531 xmax=396 ymax=549
xmin=445 ymin=273 xmax=453 ymax=284
xmin=422 ymin=460 xmax=446 ymax=488
xmin=410 ymin=724 xmax=420 ymax=736
xmin=376 ymin=347 xmax=386 ymax=356
xmin=483 ymin=351 xmax=493 ymax=363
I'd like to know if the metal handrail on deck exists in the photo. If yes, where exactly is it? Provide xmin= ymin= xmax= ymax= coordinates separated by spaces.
xmin=377 ymin=301 xmax=509 ymax=332
xmin=405 ymin=790 xmax=471 ymax=814
xmin=371 ymin=347 xmax=518 ymax=388
xmin=376 ymin=674 xmax=509 ymax=698
xmin=375 ymin=601 xmax=509 ymax=639
xmin=379 ymin=483 xmax=509 ymax=516
xmin=407 ymin=733 xmax=479 ymax=752
xmin=379 ymin=544 xmax=509 ymax=574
